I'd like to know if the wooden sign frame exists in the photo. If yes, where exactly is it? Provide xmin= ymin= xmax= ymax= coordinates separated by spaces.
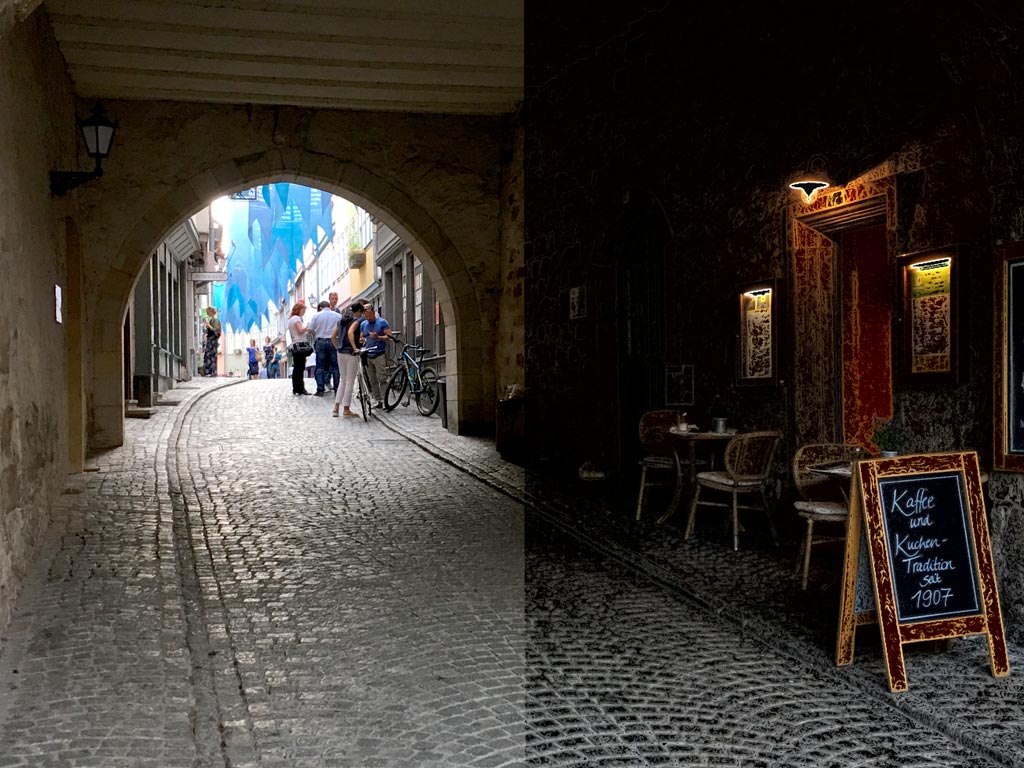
xmin=835 ymin=474 xmax=877 ymax=668
xmin=841 ymin=452 xmax=1009 ymax=691
xmin=994 ymin=241 xmax=1024 ymax=471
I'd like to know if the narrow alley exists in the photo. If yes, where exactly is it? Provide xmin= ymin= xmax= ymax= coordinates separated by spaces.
xmin=0 ymin=379 xmax=1021 ymax=767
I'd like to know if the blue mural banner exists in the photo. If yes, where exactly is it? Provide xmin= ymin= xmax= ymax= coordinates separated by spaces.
xmin=215 ymin=183 xmax=333 ymax=332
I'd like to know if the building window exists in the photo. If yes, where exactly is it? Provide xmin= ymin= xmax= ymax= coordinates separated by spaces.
xmin=415 ymin=264 xmax=423 ymax=343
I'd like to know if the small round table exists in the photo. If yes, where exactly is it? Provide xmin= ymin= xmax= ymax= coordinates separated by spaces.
xmin=658 ymin=428 xmax=736 ymax=524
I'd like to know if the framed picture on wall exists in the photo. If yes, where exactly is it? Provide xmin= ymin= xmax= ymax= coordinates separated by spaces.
xmin=736 ymin=279 xmax=779 ymax=386
xmin=665 ymin=364 xmax=695 ymax=406
xmin=897 ymin=247 xmax=960 ymax=386
xmin=994 ymin=242 xmax=1024 ymax=471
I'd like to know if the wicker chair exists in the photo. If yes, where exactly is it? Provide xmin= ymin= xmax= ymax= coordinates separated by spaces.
xmin=684 ymin=431 xmax=781 ymax=550
xmin=635 ymin=410 xmax=702 ymax=522
xmin=792 ymin=443 xmax=869 ymax=589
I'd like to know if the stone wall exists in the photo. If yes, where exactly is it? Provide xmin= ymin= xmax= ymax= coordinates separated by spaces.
xmin=496 ymin=114 xmax=525 ymax=401
xmin=73 ymin=103 xmax=506 ymax=447
xmin=0 ymin=9 xmax=76 ymax=631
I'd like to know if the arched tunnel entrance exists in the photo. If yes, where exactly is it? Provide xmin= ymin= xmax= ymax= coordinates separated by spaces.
xmin=66 ymin=101 xmax=521 ymax=456
xmin=122 ymin=183 xmax=452 ymax=422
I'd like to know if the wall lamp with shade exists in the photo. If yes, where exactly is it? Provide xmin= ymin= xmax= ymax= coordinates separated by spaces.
xmin=50 ymin=102 xmax=117 ymax=196
xmin=788 ymin=179 xmax=830 ymax=203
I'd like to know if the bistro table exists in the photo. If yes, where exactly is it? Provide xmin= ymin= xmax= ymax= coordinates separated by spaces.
xmin=657 ymin=426 xmax=737 ymax=524
xmin=809 ymin=460 xmax=855 ymax=494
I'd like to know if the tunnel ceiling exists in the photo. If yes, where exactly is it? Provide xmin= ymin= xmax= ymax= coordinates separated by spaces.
xmin=44 ymin=0 xmax=523 ymax=114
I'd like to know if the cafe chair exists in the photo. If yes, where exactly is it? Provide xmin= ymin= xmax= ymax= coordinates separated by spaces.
xmin=792 ymin=443 xmax=868 ymax=590
xmin=685 ymin=431 xmax=781 ymax=550
xmin=635 ymin=409 xmax=701 ymax=522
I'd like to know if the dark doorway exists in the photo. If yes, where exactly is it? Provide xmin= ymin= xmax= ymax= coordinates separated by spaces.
xmin=123 ymin=313 xmax=132 ymax=400
xmin=838 ymin=223 xmax=893 ymax=447
xmin=613 ymin=190 xmax=671 ymax=481
xmin=793 ymin=192 xmax=891 ymax=447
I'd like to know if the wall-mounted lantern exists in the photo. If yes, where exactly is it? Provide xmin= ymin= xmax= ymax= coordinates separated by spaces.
xmin=788 ymin=179 xmax=829 ymax=204
xmin=50 ymin=102 xmax=117 ymax=196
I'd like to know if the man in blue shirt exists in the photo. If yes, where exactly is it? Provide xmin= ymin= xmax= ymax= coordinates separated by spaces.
xmin=359 ymin=305 xmax=392 ymax=407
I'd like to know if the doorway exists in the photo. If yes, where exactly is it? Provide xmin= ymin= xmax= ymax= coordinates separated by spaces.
xmin=613 ymin=190 xmax=671 ymax=479
xmin=792 ymin=192 xmax=892 ymax=447
xmin=838 ymin=223 xmax=892 ymax=447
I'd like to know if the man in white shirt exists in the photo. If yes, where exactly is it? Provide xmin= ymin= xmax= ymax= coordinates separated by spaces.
xmin=308 ymin=300 xmax=341 ymax=396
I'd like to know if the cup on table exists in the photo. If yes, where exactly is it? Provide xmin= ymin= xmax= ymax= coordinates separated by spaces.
xmin=712 ymin=417 xmax=727 ymax=434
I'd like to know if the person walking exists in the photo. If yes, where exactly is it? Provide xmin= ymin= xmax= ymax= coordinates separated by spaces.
xmin=330 ymin=302 xmax=364 ymax=417
xmin=287 ymin=302 xmax=313 ymax=395
xmin=262 ymin=336 xmax=275 ymax=375
xmin=309 ymin=300 xmax=341 ymax=396
xmin=202 ymin=307 xmax=221 ymax=376
xmin=267 ymin=345 xmax=282 ymax=379
xmin=359 ymin=305 xmax=392 ymax=407
xmin=246 ymin=339 xmax=260 ymax=380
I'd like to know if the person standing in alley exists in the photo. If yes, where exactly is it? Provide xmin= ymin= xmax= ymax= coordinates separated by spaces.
xmin=246 ymin=339 xmax=260 ymax=380
xmin=328 ymin=291 xmax=343 ymax=315
xmin=359 ymin=304 xmax=392 ymax=407
xmin=267 ymin=344 xmax=283 ymax=380
xmin=309 ymin=300 xmax=340 ymax=396
xmin=202 ymin=307 xmax=221 ymax=376
xmin=330 ymin=301 xmax=364 ymax=417
xmin=287 ymin=302 xmax=312 ymax=395
xmin=262 ymin=336 xmax=275 ymax=375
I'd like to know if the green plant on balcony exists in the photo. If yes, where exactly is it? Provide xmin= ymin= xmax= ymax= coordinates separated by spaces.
xmin=347 ymin=230 xmax=365 ymax=268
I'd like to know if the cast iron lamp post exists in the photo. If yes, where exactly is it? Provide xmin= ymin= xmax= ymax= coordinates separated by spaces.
xmin=50 ymin=102 xmax=117 ymax=196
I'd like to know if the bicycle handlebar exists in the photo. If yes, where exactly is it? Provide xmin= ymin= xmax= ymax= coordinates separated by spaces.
xmin=386 ymin=333 xmax=430 ymax=358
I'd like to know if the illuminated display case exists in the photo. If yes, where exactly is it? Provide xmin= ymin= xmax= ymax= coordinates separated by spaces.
xmin=897 ymin=247 xmax=960 ymax=386
xmin=737 ymin=278 xmax=779 ymax=386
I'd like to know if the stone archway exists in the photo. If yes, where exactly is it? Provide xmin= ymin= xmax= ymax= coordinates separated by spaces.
xmin=77 ymin=101 xmax=505 ymax=451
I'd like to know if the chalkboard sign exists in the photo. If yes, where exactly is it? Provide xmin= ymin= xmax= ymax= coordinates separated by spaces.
xmin=854 ymin=452 xmax=1009 ymax=692
xmin=876 ymin=471 xmax=980 ymax=623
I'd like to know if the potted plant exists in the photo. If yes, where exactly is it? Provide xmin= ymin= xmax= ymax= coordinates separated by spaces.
xmin=347 ymin=231 xmax=365 ymax=268
xmin=871 ymin=415 xmax=912 ymax=457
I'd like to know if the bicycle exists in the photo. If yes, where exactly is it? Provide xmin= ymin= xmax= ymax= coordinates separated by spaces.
xmin=382 ymin=334 xmax=440 ymax=416
xmin=354 ymin=347 xmax=375 ymax=421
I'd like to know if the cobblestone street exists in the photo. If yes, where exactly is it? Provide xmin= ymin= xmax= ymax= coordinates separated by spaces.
xmin=0 ymin=378 xmax=1022 ymax=766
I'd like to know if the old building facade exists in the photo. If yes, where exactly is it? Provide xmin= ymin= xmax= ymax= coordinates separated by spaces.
xmin=524 ymin=3 xmax=1024 ymax=638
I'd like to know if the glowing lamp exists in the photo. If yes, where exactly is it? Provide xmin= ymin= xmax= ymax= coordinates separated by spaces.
xmin=789 ymin=180 xmax=829 ymax=203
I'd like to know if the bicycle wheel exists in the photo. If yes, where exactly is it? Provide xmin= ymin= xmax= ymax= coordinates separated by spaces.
xmin=383 ymin=367 xmax=407 ymax=412
xmin=358 ymin=365 xmax=371 ymax=421
xmin=415 ymin=367 xmax=440 ymax=416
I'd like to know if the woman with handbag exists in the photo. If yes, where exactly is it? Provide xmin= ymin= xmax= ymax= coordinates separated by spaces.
xmin=202 ymin=307 xmax=221 ymax=376
xmin=287 ymin=302 xmax=313 ymax=395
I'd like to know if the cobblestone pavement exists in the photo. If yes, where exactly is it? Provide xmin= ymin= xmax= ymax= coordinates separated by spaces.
xmin=526 ymin=522 xmax=1001 ymax=767
xmin=0 ymin=379 xmax=1021 ymax=767
xmin=378 ymin=403 xmax=1024 ymax=767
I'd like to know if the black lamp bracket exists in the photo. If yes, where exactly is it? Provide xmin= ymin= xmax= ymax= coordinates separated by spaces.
xmin=50 ymin=157 xmax=104 ymax=197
